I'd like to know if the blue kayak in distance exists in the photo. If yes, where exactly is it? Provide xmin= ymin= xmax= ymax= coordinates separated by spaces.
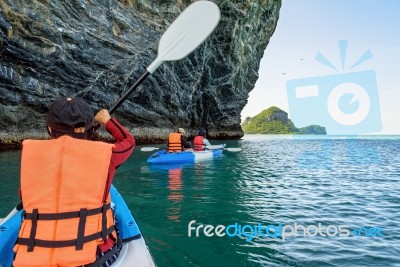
xmin=147 ymin=144 xmax=225 ymax=164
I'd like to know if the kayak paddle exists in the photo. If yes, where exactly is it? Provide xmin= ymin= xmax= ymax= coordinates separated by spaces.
xmin=224 ymin=148 xmax=242 ymax=152
xmin=108 ymin=0 xmax=221 ymax=114
xmin=206 ymin=145 xmax=242 ymax=152
xmin=141 ymin=147 xmax=160 ymax=152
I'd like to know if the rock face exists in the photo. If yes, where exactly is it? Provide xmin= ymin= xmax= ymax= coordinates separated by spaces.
xmin=265 ymin=109 xmax=288 ymax=124
xmin=0 ymin=0 xmax=281 ymax=148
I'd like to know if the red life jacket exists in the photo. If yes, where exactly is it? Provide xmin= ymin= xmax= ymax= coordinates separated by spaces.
xmin=168 ymin=132 xmax=183 ymax=152
xmin=193 ymin=136 xmax=205 ymax=151
xmin=14 ymin=136 xmax=116 ymax=267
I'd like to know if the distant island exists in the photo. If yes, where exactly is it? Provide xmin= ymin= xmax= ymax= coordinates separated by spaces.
xmin=242 ymin=106 xmax=326 ymax=135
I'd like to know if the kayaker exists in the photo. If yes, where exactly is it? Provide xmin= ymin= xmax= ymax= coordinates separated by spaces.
xmin=193 ymin=128 xmax=211 ymax=151
xmin=167 ymin=127 xmax=192 ymax=152
xmin=13 ymin=97 xmax=135 ymax=267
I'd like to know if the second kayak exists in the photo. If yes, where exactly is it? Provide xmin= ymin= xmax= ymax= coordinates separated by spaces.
xmin=147 ymin=144 xmax=225 ymax=164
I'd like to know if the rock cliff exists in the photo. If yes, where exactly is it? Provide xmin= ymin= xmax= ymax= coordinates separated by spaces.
xmin=0 ymin=0 xmax=281 ymax=148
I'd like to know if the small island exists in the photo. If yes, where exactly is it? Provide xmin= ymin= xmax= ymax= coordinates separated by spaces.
xmin=242 ymin=106 xmax=326 ymax=135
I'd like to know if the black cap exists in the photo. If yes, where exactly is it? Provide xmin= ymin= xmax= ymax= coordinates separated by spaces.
xmin=46 ymin=97 xmax=94 ymax=133
xmin=199 ymin=128 xmax=206 ymax=136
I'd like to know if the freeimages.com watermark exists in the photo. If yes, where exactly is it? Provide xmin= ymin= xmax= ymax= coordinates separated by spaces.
xmin=188 ymin=220 xmax=383 ymax=242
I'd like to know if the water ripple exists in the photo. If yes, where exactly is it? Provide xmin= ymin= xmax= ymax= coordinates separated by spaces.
xmin=1 ymin=136 xmax=399 ymax=266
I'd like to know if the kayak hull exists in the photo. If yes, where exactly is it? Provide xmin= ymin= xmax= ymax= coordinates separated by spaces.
xmin=147 ymin=145 xmax=225 ymax=164
xmin=0 ymin=185 xmax=156 ymax=267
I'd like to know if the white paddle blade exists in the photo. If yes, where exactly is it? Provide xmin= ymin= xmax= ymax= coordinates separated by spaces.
xmin=140 ymin=147 xmax=160 ymax=152
xmin=225 ymin=148 xmax=242 ymax=152
xmin=206 ymin=145 xmax=225 ymax=150
xmin=147 ymin=1 xmax=221 ymax=73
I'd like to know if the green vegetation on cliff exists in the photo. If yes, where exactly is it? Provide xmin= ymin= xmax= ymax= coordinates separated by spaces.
xmin=297 ymin=125 xmax=327 ymax=135
xmin=242 ymin=106 xmax=326 ymax=135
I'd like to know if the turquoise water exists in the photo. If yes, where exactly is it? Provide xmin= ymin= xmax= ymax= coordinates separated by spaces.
xmin=1 ymin=135 xmax=399 ymax=266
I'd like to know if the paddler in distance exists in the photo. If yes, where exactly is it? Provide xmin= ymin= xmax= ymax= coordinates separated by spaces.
xmin=167 ymin=127 xmax=192 ymax=152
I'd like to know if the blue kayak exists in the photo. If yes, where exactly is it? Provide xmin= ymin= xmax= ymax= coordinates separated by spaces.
xmin=147 ymin=144 xmax=225 ymax=164
xmin=0 ymin=185 xmax=156 ymax=267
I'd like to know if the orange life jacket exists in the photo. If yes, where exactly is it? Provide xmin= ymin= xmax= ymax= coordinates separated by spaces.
xmin=14 ymin=136 xmax=116 ymax=267
xmin=193 ymin=136 xmax=205 ymax=151
xmin=168 ymin=132 xmax=183 ymax=152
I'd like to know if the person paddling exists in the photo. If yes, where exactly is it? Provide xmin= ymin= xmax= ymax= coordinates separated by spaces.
xmin=167 ymin=128 xmax=192 ymax=152
xmin=13 ymin=97 xmax=135 ymax=267
xmin=193 ymin=128 xmax=211 ymax=151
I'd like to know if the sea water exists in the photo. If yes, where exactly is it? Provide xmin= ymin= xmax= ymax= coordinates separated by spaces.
xmin=1 ymin=135 xmax=399 ymax=267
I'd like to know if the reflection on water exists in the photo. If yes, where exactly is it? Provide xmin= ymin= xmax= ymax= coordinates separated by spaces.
xmin=1 ymin=136 xmax=400 ymax=267
xmin=167 ymin=167 xmax=183 ymax=221
xmin=141 ymin=137 xmax=400 ymax=266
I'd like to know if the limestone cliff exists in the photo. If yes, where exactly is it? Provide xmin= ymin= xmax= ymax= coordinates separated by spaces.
xmin=0 ymin=0 xmax=281 ymax=148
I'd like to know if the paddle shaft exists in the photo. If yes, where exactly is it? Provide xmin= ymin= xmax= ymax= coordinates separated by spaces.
xmin=90 ymin=70 xmax=150 ymax=132
xmin=109 ymin=70 xmax=150 ymax=114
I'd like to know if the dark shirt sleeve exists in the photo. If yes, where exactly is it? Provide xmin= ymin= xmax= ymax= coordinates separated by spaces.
xmin=181 ymin=136 xmax=192 ymax=148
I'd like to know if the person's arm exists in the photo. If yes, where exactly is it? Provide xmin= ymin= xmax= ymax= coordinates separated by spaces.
xmin=181 ymin=136 xmax=192 ymax=148
xmin=203 ymin=138 xmax=211 ymax=147
xmin=95 ymin=109 xmax=135 ymax=167
xmin=106 ymin=119 xmax=135 ymax=165
xmin=96 ymin=109 xmax=135 ymax=198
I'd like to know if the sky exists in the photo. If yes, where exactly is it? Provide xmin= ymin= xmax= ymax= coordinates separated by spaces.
xmin=240 ymin=0 xmax=400 ymax=134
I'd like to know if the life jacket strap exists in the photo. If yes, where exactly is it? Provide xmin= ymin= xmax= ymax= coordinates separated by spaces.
xmin=168 ymin=142 xmax=182 ymax=152
xmin=76 ymin=208 xmax=88 ymax=250
xmin=101 ymin=205 xmax=107 ymax=239
xmin=20 ymin=203 xmax=113 ymax=252
xmin=194 ymin=145 xmax=205 ymax=151
xmin=27 ymin=209 xmax=38 ymax=252
xmin=24 ymin=203 xmax=111 ymax=220
xmin=17 ymin=226 xmax=115 ymax=249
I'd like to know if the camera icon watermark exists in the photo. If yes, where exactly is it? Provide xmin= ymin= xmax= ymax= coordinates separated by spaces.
xmin=286 ymin=40 xmax=382 ymax=135
xmin=287 ymin=41 xmax=382 ymax=169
